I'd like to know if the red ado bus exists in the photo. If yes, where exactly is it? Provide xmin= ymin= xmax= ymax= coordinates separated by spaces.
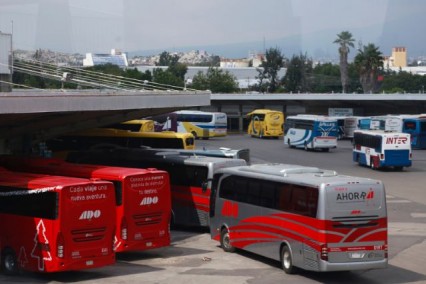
xmin=0 ymin=156 xmax=171 ymax=253
xmin=0 ymin=168 xmax=116 ymax=274
xmin=65 ymin=148 xmax=247 ymax=227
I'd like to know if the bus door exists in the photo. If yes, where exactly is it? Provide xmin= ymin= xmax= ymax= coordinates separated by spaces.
xmin=61 ymin=181 xmax=116 ymax=268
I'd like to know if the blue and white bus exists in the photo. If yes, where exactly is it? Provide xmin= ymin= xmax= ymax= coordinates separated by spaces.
xmin=369 ymin=115 xmax=426 ymax=149
xmin=352 ymin=129 xmax=412 ymax=170
xmin=401 ymin=115 xmax=426 ymax=149
xmin=149 ymin=110 xmax=227 ymax=139
xmin=284 ymin=115 xmax=338 ymax=151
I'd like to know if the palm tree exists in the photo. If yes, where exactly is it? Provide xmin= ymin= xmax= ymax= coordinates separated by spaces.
xmin=354 ymin=43 xmax=384 ymax=93
xmin=334 ymin=31 xmax=355 ymax=93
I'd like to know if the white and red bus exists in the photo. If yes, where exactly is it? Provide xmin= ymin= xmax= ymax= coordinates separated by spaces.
xmin=352 ymin=130 xmax=412 ymax=170
xmin=0 ymin=156 xmax=171 ymax=253
xmin=210 ymin=164 xmax=388 ymax=274
xmin=0 ymin=168 xmax=116 ymax=274
xmin=65 ymin=148 xmax=247 ymax=227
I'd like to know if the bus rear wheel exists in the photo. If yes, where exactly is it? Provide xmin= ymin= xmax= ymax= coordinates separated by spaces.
xmin=220 ymin=228 xmax=235 ymax=253
xmin=281 ymin=245 xmax=296 ymax=274
xmin=1 ymin=248 xmax=18 ymax=275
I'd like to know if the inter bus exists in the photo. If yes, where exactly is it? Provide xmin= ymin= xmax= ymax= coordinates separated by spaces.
xmin=0 ymin=168 xmax=116 ymax=274
xmin=46 ymin=128 xmax=195 ymax=155
xmin=284 ymin=115 xmax=338 ymax=151
xmin=148 ymin=110 xmax=228 ymax=139
xmin=352 ymin=129 xmax=412 ymax=170
xmin=65 ymin=148 xmax=247 ymax=227
xmin=246 ymin=109 xmax=284 ymax=138
xmin=0 ymin=156 xmax=171 ymax=253
xmin=209 ymin=163 xmax=388 ymax=274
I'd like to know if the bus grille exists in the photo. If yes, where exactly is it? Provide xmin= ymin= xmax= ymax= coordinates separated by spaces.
xmin=331 ymin=215 xmax=379 ymax=228
xmin=71 ymin=227 xmax=106 ymax=242
xmin=133 ymin=212 xmax=162 ymax=226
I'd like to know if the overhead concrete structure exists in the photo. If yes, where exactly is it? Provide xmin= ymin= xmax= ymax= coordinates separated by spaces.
xmin=0 ymin=89 xmax=210 ymax=154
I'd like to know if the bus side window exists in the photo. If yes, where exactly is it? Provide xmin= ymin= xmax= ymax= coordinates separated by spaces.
xmin=219 ymin=176 xmax=235 ymax=200
xmin=246 ymin=179 xmax=261 ymax=206
xmin=260 ymin=182 xmax=276 ymax=209
xmin=233 ymin=178 xmax=247 ymax=203
xmin=277 ymin=184 xmax=292 ymax=211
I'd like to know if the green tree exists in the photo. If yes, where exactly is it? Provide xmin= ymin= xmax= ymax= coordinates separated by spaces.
xmin=310 ymin=63 xmax=341 ymax=93
xmin=354 ymin=43 xmax=384 ymax=93
xmin=256 ymin=47 xmax=285 ymax=93
xmin=191 ymin=67 xmax=238 ymax=93
xmin=334 ymin=31 xmax=355 ymax=93
xmin=282 ymin=53 xmax=313 ymax=93
xmin=156 ymin=51 xmax=179 ymax=66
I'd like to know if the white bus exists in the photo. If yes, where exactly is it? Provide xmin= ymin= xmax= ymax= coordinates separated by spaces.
xmin=353 ymin=129 xmax=412 ymax=170
xmin=149 ymin=110 xmax=227 ymax=139
xmin=284 ymin=115 xmax=338 ymax=151
xmin=343 ymin=116 xmax=367 ymax=139
xmin=209 ymin=163 xmax=388 ymax=274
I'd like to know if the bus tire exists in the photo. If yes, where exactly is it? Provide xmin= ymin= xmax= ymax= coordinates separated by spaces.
xmin=395 ymin=166 xmax=403 ymax=171
xmin=281 ymin=245 xmax=296 ymax=274
xmin=287 ymin=139 xmax=292 ymax=148
xmin=1 ymin=248 xmax=18 ymax=275
xmin=220 ymin=228 xmax=235 ymax=253
xmin=370 ymin=159 xmax=376 ymax=170
xmin=304 ymin=142 xmax=308 ymax=151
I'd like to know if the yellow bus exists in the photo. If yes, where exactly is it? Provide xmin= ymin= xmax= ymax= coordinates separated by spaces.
xmin=247 ymin=109 xmax=284 ymax=138
xmin=106 ymin=119 xmax=155 ymax=132
xmin=46 ymin=128 xmax=196 ymax=155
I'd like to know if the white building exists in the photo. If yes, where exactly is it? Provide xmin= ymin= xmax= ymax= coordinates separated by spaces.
xmin=83 ymin=49 xmax=128 ymax=67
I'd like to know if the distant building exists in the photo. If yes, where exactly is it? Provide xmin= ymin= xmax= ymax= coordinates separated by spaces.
xmin=0 ymin=32 xmax=12 ymax=92
xmin=220 ymin=58 xmax=250 ymax=68
xmin=83 ymin=49 xmax=128 ymax=67
xmin=384 ymin=47 xmax=407 ymax=68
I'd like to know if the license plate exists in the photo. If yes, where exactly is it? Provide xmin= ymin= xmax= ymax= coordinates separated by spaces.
xmin=86 ymin=260 xmax=94 ymax=266
xmin=349 ymin=252 xmax=365 ymax=259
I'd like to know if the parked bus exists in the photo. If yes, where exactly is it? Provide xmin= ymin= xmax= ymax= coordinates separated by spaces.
xmin=209 ymin=163 xmax=388 ymax=274
xmin=343 ymin=116 xmax=367 ymax=139
xmin=246 ymin=109 xmax=284 ymax=138
xmin=352 ymin=130 xmax=412 ymax=170
xmin=0 ymin=156 xmax=171 ymax=253
xmin=284 ymin=115 xmax=338 ymax=151
xmin=65 ymin=148 xmax=247 ymax=227
xmin=46 ymin=128 xmax=195 ymax=156
xmin=148 ymin=110 xmax=227 ymax=139
xmin=106 ymin=119 xmax=155 ymax=132
xmin=0 ymin=168 xmax=116 ymax=274
xmin=328 ymin=116 xmax=346 ymax=139
xmin=367 ymin=115 xmax=426 ymax=149
xmin=401 ymin=115 xmax=426 ymax=149
xmin=156 ymin=147 xmax=251 ymax=165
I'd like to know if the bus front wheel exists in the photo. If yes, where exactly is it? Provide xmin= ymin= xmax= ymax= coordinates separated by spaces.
xmin=281 ymin=245 xmax=296 ymax=274
xmin=220 ymin=228 xmax=235 ymax=253
xmin=1 ymin=248 xmax=18 ymax=275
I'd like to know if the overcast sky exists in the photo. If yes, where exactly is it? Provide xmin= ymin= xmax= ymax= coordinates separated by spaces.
xmin=0 ymin=0 xmax=424 ymax=58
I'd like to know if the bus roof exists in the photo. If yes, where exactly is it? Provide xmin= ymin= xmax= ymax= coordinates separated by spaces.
xmin=247 ymin=109 xmax=282 ymax=115
xmin=0 ymin=167 xmax=111 ymax=193
xmin=215 ymin=163 xmax=382 ymax=188
xmin=287 ymin=115 xmax=337 ymax=122
xmin=354 ymin=129 xmax=410 ymax=137
xmin=67 ymin=147 xmax=247 ymax=168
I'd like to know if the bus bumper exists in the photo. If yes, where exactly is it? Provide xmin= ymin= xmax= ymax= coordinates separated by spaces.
xmin=317 ymin=259 xmax=388 ymax=272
